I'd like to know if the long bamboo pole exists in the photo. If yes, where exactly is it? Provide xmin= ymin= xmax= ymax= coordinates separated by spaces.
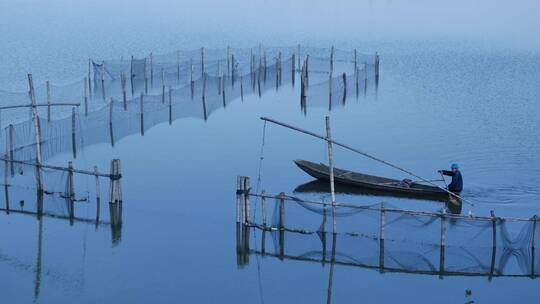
xmin=260 ymin=116 xmax=473 ymax=206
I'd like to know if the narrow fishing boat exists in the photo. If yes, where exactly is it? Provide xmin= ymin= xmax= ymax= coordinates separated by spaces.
xmin=294 ymin=160 xmax=450 ymax=200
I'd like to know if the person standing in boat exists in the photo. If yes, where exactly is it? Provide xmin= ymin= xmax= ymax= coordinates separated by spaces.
xmin=438 ymin=163 xmax=463 ymax=193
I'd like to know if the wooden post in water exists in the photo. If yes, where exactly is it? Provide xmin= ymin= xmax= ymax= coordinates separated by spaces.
xmin=354 ymin=49 xmax=358 ymax=78
xmin=263 ymin=51 xmax=267 ymax=84
xmin=94 ymin=165 xmax=100 ymax=222
xmin=218 ymin=61 xmax=222 ymax=95
xmin=101 ymin=63 xmax=106 ymax=102
xmin=176 ymin=50 xmax=181 ymax=85
xmin=162 ymin=83 xmax=166 ymax=104
xmin=149 ymin=52 xmax=154 ymax=88
xmin=84 ymin=77 xmax=89 ymax=116
xmin=88 ymin=59 xmax=93 ymax=98
xmin=231 ymin=54 xmax=236 ymax=86
xmin=109 ymin=98 xmax=115 ymax=147
xmin=121 ymin=73 xmax=127 ymax=111
xmin=202 ymin=72 xmax=207 ymax=121
xmin=109 ymin=159 xmax=122 ymax=204
xmin=243 ymin=177 xmax=250 ymax=224
xmin=27 ymin=74 xmax=44 ymax=193
xmin=227 ymin=46 xmax=231 ymax=77
xmin=325 ymin=116 xmax=337 ymax=233
xmin=379 ymin=203 xmax=385 ymax=273
xmin=201 ymin=48 xmax=205 ymax=83
xmin=291 ymin=54 xmax=295 ymax=87
xmin=240 ymin=72 xmax=244 ymax=102
xmin=139 ymin=93 xmax=144 ymax=136
xmin=68 ymin=161 xmax=75 ymax=221
xmin=439 ymin=208 xmax=446 ymax=278
xmin=250 ymin=49 xmax=254 ymax=89
xmin=278 ymin=52 xmax=282 ymax=87
xmin=355 ymin=67 xmax=359 ymax=98
xmin=161 ymin=68 xmax=165 ymax=89
xmin=375 ymin=52 xmax=380 ymax=81
xmin=130 ymin=56 xmax=134 ymax=96
xmin=168 ymin=87 xmax=172 ymax=125
xmin=279 ymin=191 xmax=285 ymax=259
xmin=46 ymin=81 xmax=51 ymax=122
xmin=8 ymin=124 xmax=14 ymax=176
xmin=261 ymin=190 xmax=267 ymax=228
xmin=236 ymin=176 xmax=242 ymax=224
xmin=190 ymin=59 xmax=195 ymax=99
xmin=342 ymin=72 xmax=347 ymax=104
xmin=144 ymin=58 xmax=148 ymax=95
xmin=3 ymin=143 xmax=9 ymax=212
xmin=71 ymin=107 xmax=77 ymax=159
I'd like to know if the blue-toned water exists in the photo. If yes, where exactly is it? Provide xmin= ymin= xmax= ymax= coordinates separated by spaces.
xmin=1 ymin=0 xmax=540 ymax=303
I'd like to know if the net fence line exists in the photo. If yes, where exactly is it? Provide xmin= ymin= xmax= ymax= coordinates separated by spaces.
xmin=0 ymin=50 xmax=378 ymax=172
xmin=247 ymin=192 xmax=537 ymax=223
xmin=0 ymin=46 xmax=379 ymax=129
xmin=237 ymin=225 xmax=538 ymax=279
xmin=235 ymin=184 xmax=540 ymax=278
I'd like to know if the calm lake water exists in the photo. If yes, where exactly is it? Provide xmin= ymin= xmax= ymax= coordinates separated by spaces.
xmin=1 ymin=0 xmax=540 ymax=303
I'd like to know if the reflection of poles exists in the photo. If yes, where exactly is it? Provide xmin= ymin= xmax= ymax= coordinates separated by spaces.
xmin=279 ymin=192 xmax=285 ymax=259
xmin=109 ymin=98 xmax=115 ymax=147
xmin=379 ymin=204 xmax=385 ymax=273
xmin=94 ymin=166 xmax=100 ymax=225
xmin=109 ymin=159 xmax=123 ymax=244
xmin=139 ymin=93 xmax=144 ymax=136
xmin=168 ymin=87 xmax=173 ymax=125
xmin=439 ymin=208 xmax=446 ymax=279
xmin=235 ymin=222 xmax=250 ymax=268
xmin=489 ymin=210 xmax=497 ymax=281
xmin=531 ymin=215 xmax=537 ymax=277
xmin=326 ymin=232 xmax=336 ymax=304
xmin=321 ymin=204 xmax=327 ymax=267
xmin=325 ymin=117 xmax=337 ymax=233
xmin=33 ymin=216 xmax=43 ymax=302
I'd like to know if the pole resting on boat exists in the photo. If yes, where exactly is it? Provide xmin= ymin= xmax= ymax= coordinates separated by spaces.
xmin=259 ymin=116 xmax=473 ymax=207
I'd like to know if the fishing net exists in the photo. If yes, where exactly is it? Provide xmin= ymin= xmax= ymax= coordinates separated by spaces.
xmin=242 ymin=194 xmax=540 ymax=278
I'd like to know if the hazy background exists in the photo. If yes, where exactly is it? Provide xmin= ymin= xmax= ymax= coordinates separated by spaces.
xmin=1 ymin=0 xmax=540 ymax=89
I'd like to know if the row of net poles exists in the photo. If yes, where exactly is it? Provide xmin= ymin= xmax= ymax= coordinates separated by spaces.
xmin=300 ymin=56 xmax=310 ymax=114
xmin=201 ymin=47 xmax=208 ymax=121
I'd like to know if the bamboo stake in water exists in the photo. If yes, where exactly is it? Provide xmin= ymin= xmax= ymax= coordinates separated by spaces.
xmin=71 ymin=107 xmax=77 ymax=159
xmin=109 ymin=98 xmax=115 ymax=147
xmin=95 ymin=165 xmax=100 ymax=222
xmin=46 ymin=81 xmax=51 ymax=122
xmin=325 ymin=116 xmax=336 ymax=233
xmin=150 ymin=52 xmax=154 ymax=88
xmin=27 ymin=74 xmax=43 ymax=193
xmin=8 ymin=124 xmax=14 ymax=176
xmin=168 ymin=87 xmax=172 ymax=125
xmin=88 ymin=59 xmax=93 ymax=98
xmin=84 ymin=77 xmax=89 ymax=116
xmin=139 ymin=93 xmax=144 ymax=136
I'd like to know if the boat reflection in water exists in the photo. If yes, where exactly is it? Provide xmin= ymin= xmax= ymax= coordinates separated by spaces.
xmin=294 ymin=180 xmax=462 ymax=214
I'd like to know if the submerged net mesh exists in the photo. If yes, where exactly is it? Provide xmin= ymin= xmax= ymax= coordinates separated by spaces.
xmin=240 ymin=194 xmax=540 ymax=278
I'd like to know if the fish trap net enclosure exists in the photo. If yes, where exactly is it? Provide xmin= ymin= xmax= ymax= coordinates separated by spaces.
xmin=236 ymin=189 xmax=540 ymax=278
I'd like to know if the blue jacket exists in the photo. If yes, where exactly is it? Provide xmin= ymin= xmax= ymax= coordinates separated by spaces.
xmin=442 ymin=170 xmax=463 ymax=193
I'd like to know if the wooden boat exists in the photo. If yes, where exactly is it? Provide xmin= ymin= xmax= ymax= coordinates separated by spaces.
xmin=294 ymin=160 xmax=450 ymax=200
